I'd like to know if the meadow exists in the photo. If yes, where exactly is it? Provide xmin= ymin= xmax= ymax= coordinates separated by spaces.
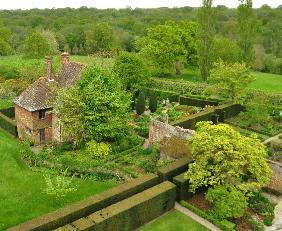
xmin=0 ymin=129 xmax=115 ymax=230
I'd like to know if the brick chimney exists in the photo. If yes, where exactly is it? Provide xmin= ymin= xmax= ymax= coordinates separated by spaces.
xmin=46 ymin=56 xmax=54 ymax=81
xmin=61 ymin=52 xmax=70 ymax=67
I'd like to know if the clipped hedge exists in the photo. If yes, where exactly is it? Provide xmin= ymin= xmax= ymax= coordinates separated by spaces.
xmin=179 ymin=96 xmax=219 ymax=107
xmin=173 ymin=173 xmax=193 ymax=201
xmin=171 ymin=103 xmax=245 ymax=129
xmin=0 ymin=112 xmax=17 ymax=137
xmin=70 ymin=181 xmax=176 ymax=231
xmin=180 ymin=201 xmax=236 ymax=231
xmin=143 ymin=87 xmax=180 ymax=102
xmin=0 ymin=106 xmax=15 ymax=118
xmin=158 ymin=157 xmax=192 ymax=182
xmin=8 ymin=173 xmax=159 ymax=231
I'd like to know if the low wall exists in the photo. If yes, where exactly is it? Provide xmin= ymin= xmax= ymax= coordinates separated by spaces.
xmin=265 ymin=160 xmax=282 ymax=195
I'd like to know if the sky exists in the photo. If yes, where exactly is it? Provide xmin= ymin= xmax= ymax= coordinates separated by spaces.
xmin=0 ymin=0 xmax=281 ymax=10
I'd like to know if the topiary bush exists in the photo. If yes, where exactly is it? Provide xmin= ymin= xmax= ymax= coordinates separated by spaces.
xmin=149 ymin=92 xmax=157 ymax=113
xmin=136 ymin=91 xmax=146 ymax=115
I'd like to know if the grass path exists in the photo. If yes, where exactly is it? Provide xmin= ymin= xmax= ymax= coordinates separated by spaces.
xmin=0 ymin=129 xmax=115 ymax=230
xmin=140 ymin=209 xmax=209 ymax=231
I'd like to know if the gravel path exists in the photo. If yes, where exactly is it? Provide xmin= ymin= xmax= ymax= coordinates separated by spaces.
xmin=175 ymin=202 xmax=221 ymax=231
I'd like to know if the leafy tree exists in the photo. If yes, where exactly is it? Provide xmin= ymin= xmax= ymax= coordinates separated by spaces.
xmin=237 ymin=0 xmax=259 ymax=66
xmin=137 ymin=23 xmax=185 ymax=76
xmin=205 ymin=185 xmax=248 ymax=219
xmin=0 ymin=38 xmax=12 ymax=55
xmin=85 ymin=23 xmax=117 ymax=54
xmin=23 ymin=32 xmax=51 ymax=58
xmin=212 ymin=36 xmax=241 ymax=64
xmin=149 ymin=92 xmax=158 ymax=113
xmin=113 ymin=52 xmax=148 ymax=92
xmin=54 ymin=66 xmax=131 ymax=145
xmin=197 ymin=0 xmax=216 ymax=82
xmin=209 ymin=60 xmax=254 ymax=102
xmin=41 ymin=30 xmax=59 ymax=55
xmin=185 ymin=122 xmax=272 ymax=192
xmin=135 ymin=91 xmax=146 ymax=115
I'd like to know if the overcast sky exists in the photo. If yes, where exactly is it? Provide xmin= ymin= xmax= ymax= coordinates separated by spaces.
xmin=0 ymin=0 xmax=281 ymax=10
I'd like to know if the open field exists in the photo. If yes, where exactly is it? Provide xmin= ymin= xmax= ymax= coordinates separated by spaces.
xmin=140 ymin=209 xmax=209 ymax=231
xmin=0 ymin=129 xmax=115 ymax=230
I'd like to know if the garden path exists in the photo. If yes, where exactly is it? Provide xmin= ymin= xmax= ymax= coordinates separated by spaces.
xmin=263 ymin=193 xmax=282 ymax=231
xmin=175 ymin=202 xmax=221 ymax=231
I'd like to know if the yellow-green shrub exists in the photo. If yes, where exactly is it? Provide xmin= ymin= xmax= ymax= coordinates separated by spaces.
xmin=86 ymin=140 xmax=112 ymax=159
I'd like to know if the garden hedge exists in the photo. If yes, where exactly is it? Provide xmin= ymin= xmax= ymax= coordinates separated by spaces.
xmin=143 ymin=87 xmax=180 ymax=102
xmin=173 ymin=173 xmax=193 ymax=201
xmin=180 ymin=201 xmax=236 ymax=231
xmin=0 ymin=106 xmax=15 ymax=118
xmin=171 ymin=103 xmax=245 ymax=129
xmin=0 ymin=112 xmax=17 ymax=137
xmin=69 ymin=181 xmax=176 ymax=231
xmin=179 ymin=96 xmax=219 ymax=107
xmin=158 ymin=157 xmax=193 ymax=182
xmin=8 ymin=173 xmax=159 ymax=231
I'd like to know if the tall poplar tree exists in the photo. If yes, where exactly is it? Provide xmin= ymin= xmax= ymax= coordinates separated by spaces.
xmin=237 ymin=0 xmax=259 ymax=66
xmin=197 ymin=0 xmax=216 ymax=82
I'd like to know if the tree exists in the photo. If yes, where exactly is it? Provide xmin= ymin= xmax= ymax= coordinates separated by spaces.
xmin=54 ymin=66 xmax=131 ymax=145
xmin=135 ymin=91 xmax=146 ymax=115
xmin=205 ymin=185 xmax=247 ymax=219
xmin=149 ymin=92 xmax=157 ymax=113
xmin=209 ymin=60 xmax=254 ymax=102
xmin=237 ymin=0 xmax=259 ymax=66
xmin=197 ymin=0 xmax=216 ymax=82
xmin=137 ymin=23 xmax=185 ymax=76
xmin=0 ymin=24 xmax=12 ymax=55
xmin=113 ymin=52 xmax=148 ymax=93
xmin=23 ymin=32 xmax=51 ymax=58
xmin=85 ymin=23 xmax=116 ymax=54
xmin=185 ymin=122 xmax=272 ymax=193
xmin=0 ymin=38 xmax=12 ymax=55
xmin=212 ymin=36 xmax=241 ymax=64
xmin=41 ymin=30 xmax=59 ymax=55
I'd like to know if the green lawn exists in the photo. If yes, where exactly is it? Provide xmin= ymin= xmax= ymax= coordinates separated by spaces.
xmin=249 ymin=71 xmax=282 ymax=93
xmin=163 ymin=68 xmax=282 ymax=93
xmin=0 ymin=129 xmax=116 ymax=230
xmin=140 ymin=210 xmax=209 ymax=231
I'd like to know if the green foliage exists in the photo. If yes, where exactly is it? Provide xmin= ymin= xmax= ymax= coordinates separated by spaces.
xmin=42 ymin=169 xmax=77 ymax=199
xmin=86 ymin=23 xmax=117 ymax=54
xmin=205 ymin=185 xmax=247 ymax=219
xmin=55 ymin=65 xmax=131 ymax=144
xmin=136 ymin=91 xmax=146 ymax=115
xmin=23 ymin=32 xmax=52 ymax=58
xmin=263 ymin=54 xmax=282 ymax=75
xmin=0 ymin=25 xmax=12 ymax=56
xmin=167 ymin=105 xmax=184 ymax=122
xmin=209 ymin=60 xmax=254 ymax=102
xmin=237 ymin=0 xmax=259 ymax=66
xmin=197 ymin=0 xmax=216 ymax=81
xmin=180 ymin=201 xmax=236 ymax=231
xmin=185 ymin=122 xmax=272 ymax=192
xmin=149 ymin=92 xmax=158 ymax=113
xmin=248 ymin=191 xmax=274 ymax=225
xmin=0 ymin=38 xmax=12 ymax=55
xmin=86 ymin=140 xmax=112 ymax=159
xmin=113 ymin=51 xmax=148 ymax=92
xmin=137 ymin=22 xmax=186 ymax=76
xmin=212 ymin=37 xmax=241 ymax=64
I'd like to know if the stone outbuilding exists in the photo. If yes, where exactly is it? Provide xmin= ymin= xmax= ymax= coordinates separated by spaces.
xmin=14 ymin=53 xmax=84 ymax=145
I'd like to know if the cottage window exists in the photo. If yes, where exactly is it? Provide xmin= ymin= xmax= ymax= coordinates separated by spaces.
xmin=39 ymin=110 xmax=46 ymax=119
xmin=25 ymin=127 xmax=31 ymax=135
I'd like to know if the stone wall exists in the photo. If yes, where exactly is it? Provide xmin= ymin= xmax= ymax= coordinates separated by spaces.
xmin=267 ymin=160 xmax=282 ymax=195
xmin=148 ymin=119 xmax=193 ymax=145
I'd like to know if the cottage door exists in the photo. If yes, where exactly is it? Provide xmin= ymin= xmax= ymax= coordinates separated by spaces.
xmin=39 ymin=129 xmax=45 ymax=144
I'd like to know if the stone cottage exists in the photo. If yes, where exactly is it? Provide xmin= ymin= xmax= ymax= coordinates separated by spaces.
xmin=14 ymin=53 xmax=84 ymax=145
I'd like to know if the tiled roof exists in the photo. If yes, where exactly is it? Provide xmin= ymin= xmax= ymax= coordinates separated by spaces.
xmin=14 ymin=62 xmax=84 ymax=112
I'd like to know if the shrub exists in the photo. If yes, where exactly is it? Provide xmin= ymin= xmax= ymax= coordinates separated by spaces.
xmin=136 ymin=91 xmax=146 ymax=115
xmin=149 ymin=92 xmax=158 ymax=113
xmin=205 ymin=185 xmax=247 ymax=219
xmin=86 ymin=140 xmax=112 ymax=159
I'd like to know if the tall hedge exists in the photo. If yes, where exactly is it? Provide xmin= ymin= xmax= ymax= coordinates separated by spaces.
xmin=149 ymin=92 xmax=157 ymax=113
xmin=136 ymin=91 xmax=146 ymax=115
xmin=0 ymin=112 xmax=17 ymax=137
